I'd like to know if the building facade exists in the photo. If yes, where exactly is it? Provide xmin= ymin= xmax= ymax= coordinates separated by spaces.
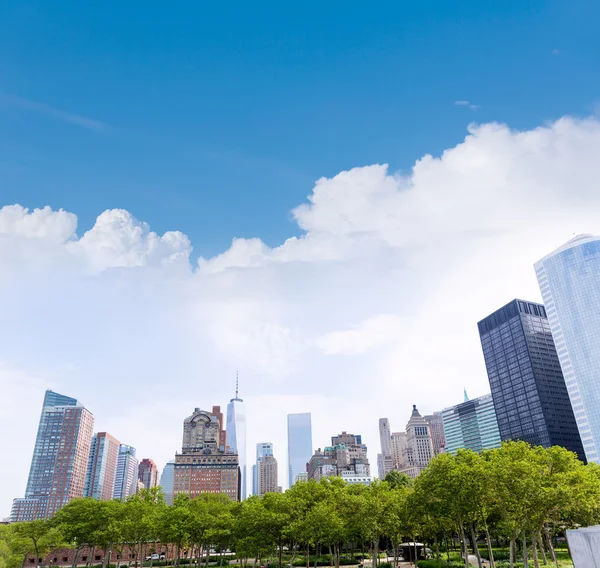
xmin=441 ymin=394 xmax=501 ymax=454
xmin=173 ymin=407 xmax=239 ymax=501
xmin=390 ymin=432 xmax=407 ymax=470
xmin=535 ymin=235 xmax=600 ymax=463
xmin=159 ymin=460 xmax=175 ymax=505
xmin=113 ymin=445 xmax=138 ymax=500
xmin=478 ymin=299 xmax=585 ymax=461
xmin=226 ymin=382 xmax=247 ymax=499
xmin=424 ymin=413 xmax=446 ymax=454
xmin=307 ymin=432 xmax=370 ymax=481
xmin=11 ymin=390 xmax=94 ymax=521
xmin=84 ymin=432 xmax=121 ymax=500
xmin=377 ymin=418 xmax=393 ymax=478
xmin=400 ymin=405 xmax=434 ymax=478
xmin=253 ymin=442 xmax=274 ymax=496
xmin=258 ymin=454 xmax=280 ymax=495
xmin=138 ymin=458 xmax=160 ymax=490
xmin=287 ymin=413 xmax=313 ymax=488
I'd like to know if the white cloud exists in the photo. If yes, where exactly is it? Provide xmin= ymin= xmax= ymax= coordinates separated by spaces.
xmin=2 ymin=115 xmax=600 ymax=516
xmin=454 ymin=100 xmax=480 ymax=111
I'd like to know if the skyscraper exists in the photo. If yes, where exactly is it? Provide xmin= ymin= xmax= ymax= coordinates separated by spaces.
xmin=287 ymin=413 xmax=313 ymax=488
xmin=441 ymin=394 xmax=501 ymax=454
xmin=173 ymin=407 xmax=240 ymax=501
xmin=424 ymin=413 xmax=446 ymax=455
xmin=253 ymin=442 xmax=273 ymax=496
xmin=11 ymin=390 xmax=94 ymax=521
xmin=159 ymin=460 xmax=175 ymax=505
xmin=401 ymin=405 xmax=434 ymax=478
xmin=478 ymin=299 xmax=585 ymax=461
xmin=113 ymin=445 xmax=138 ymax=500
xmin=390 ymin=432 xmax=406 ymax=470
xmin=535 ymin=235 xmax=600 ymax=463
xmin=84 ymin=432 xmax=121 ymax=500
xmin=258 ymin=454 xmax=280 ymax=495
xmin=138 ymin=458 xmax=160 ymax=490
xmin=226 ymin=378 xmax=247 ymax=499
xmin=377 ymin=418 xmax=393 ymax=478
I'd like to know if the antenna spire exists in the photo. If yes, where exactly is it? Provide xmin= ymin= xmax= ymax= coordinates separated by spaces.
xmin=236 ymin=371 xmax=239 ymax=399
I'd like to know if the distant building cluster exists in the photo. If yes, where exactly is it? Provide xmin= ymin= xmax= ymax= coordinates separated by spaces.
xmin=9 ymin=235 xmax=600 ymax=519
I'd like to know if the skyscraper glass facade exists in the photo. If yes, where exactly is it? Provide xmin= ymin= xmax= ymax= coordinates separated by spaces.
xmin=226 ymin=392 xmax=247 ymax=499
xmin=159 ymin=460 xmax=175 ymax=505
xmin=535 ymin=235 xmax=600 ymax=463
xmin=12 ymin=390 xmax=94 ymax=521
xmin=442 ymin=394 xmax=501 ymax=454
xmin=113 ymin=444 xmax=138 ymax=500
xmin=478 ymin=299 xmax=585 ymax=461
xmin=287 ymin=413 xmax=312 ymax=488
xmin=84 ymin=432 xmax=121 ymax=501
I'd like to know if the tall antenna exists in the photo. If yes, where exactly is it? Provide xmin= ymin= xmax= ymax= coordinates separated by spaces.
xmin=236 ymin=371 xmax=239 ymax=399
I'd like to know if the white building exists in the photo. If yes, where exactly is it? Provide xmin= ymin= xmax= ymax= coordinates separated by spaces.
xmin=226 ymin=379 xmax=247 ymax=499
xmin=401 ymin=405 xmax=434 ymax=478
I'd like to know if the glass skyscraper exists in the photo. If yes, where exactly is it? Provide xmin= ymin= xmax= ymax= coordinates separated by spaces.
xmin=11 ymin=390 xmax=94 ymax=521
xmin=442 ymin=394 xmax=501 ymax=454
xmin=535 ymin=235 xmax=600 ymax=463
xmin=478 ymin=299 xmax=585 ymax=461
xmin=113 ymin=444 xmax=138 ymax=500
xmin=84 ymin=432 xmax=121 ymax=501
xmin=253 ymin=442 xmax=273 ymax=496
xmin=287 ymin=413 xmax=312 ymax=488
xmin=226 ymin=380 xmax=247 ymax=499
xmin=159 ymin=460 xmax=175 ymax=505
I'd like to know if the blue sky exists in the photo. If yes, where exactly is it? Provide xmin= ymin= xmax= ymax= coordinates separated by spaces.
xmin=1 ymin=0 xmax=598 ymax=256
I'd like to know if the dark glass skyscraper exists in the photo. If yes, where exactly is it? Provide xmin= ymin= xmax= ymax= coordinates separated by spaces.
xmin=478 ymin=299 xmax=585 ymax=461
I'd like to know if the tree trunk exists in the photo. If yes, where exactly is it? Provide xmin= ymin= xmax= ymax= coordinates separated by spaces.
xmin=509 ymin=537 xmax=515 ymax=568
xmin=523 ymin=533 xmax=529 ymax=568
xmin=306 ymin=545 xmax=310 ymax=568
xmin=88 ymin=547 xmax=96 ymax=568
xmin=72 ymin=547 xmax=82 ymax=568
xmin=434 ymin=537 xmax=440 ymax=562
xmin=289 ymin=546 xmax=297 ymax=568
xmin=543 ymin=525 xmax=557 ymax=568
xmin=459 ymin=522 xmax=469 ymax=568
xmin=532 ymin=538 xmax=540 ymax=568
xmin=175 ymin=544 xmax=181 ymax=568
xmin=372 ymin=539 xmax=378 ymax=568
xmin=412 ymin=535 xmax=418 ymax=568
xmin=328 ymin=546 xmax=333 ymax=568
xmin=278 ymin=540 xmax=283 ymax=568
xmin=537 ymin=532 xmax=547 ymax=565
xmin=483 ymin=526 xmax=495 ymax=568
xmin=469 ymin=523 xmax=482 ymax=568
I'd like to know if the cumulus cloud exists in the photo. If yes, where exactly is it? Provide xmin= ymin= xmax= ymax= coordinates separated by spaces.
xmin=2 ymin=115 xmax=600 ymax=515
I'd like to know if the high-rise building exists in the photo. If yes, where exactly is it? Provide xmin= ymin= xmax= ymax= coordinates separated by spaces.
xmin=113 ymin=445 xmax=138 ymax=500
xmin=258 ymin=454 xmax=280 ymax=495
xmin=307 ymin=441 xmax=371 ymax=482
xmin=401 ymin=405 xmax=434 ymax=478
xmin=226 ymin=378 xmax=247 ymax=499
xmin=390 ymin=432 xmax=406 ymax=470
xmin=173 ymin=407 xmax=240 ymax=501
xmin=287 ymin=413 xmax=313 ymax=488
xmin=159 ymin=460 xmax=175 ymax=505
xmin=138 ymin=458 xmax=160 ymax=490
xmin=478 ymin=299 xmax=585 ymax=461
xmin=535 ymin=235 xmax=600 ymax=463
xmin=377 ymin=418 xmax=394 ymax=478
xmin=253 ymin=442 xmax=273 ymax=496
xmin=441 ymin=394 xmax=501 ymax=454
xmin=84 ymin=432 xmax=121 ymax=500
xmin=424 ymin=413 xmax=446 ymax=455
xmin=11 ymin=390 xmax=94 ymax=521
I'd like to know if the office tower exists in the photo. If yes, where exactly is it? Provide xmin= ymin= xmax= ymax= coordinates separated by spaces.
xmin=84 ymin=432 xmax=121 ymax=500
xmin=441 ymin=394 xmax=501 ymax=454
xmin=159 ymin=460 xmax=175 ymax=505
xmin=330 ymin=432 xmax=370 ymax=474
xmin=174 ymin=407 xmax=240 ymax=501
xmin=401 ymin=405 xmax=434 ymax=478
xmin=307 ymin=440 xmax=372 ymax=483
xmin=253 ymin=442 xmax=274 ymax=495
xmin=226 ymin=379 xmax=247 ymax=499
xmin=11 ymin=390 xmax=94 ymax=521
xmin=535 ymin=235 xmax=600 ymax=463
xmin=478 ymin=299 xmax=585 ymax=461
xmin=424 ymin=413 xmax=446 ymax=454
xmin=113 ymin=445 xmax=138 ymax=500
xmin=138 ymin=458 xmax=160 ymax=490
xmin=390 ymin=432 xmax=406 ymax=470
xmin=378 ymin=418 xmax=394 ymax=477
xmin=258 ymin=454 xmax=281 ymax=495
xmin=287 ymin=413 xmax=313 ymax=488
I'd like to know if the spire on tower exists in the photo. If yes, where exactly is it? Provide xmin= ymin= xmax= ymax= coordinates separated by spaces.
xmin=230 ymin=372 xmax=243 ymax=403
xmin=464 ymin=388 xmax=469 ymax=402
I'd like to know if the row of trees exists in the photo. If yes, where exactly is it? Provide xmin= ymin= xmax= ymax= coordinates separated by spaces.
xmin=2 ymin=442 xmax=600 ymax=568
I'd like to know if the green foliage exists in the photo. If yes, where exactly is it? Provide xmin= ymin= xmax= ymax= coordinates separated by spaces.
xmin=6 ymin=444 xmax=599 ymax=568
